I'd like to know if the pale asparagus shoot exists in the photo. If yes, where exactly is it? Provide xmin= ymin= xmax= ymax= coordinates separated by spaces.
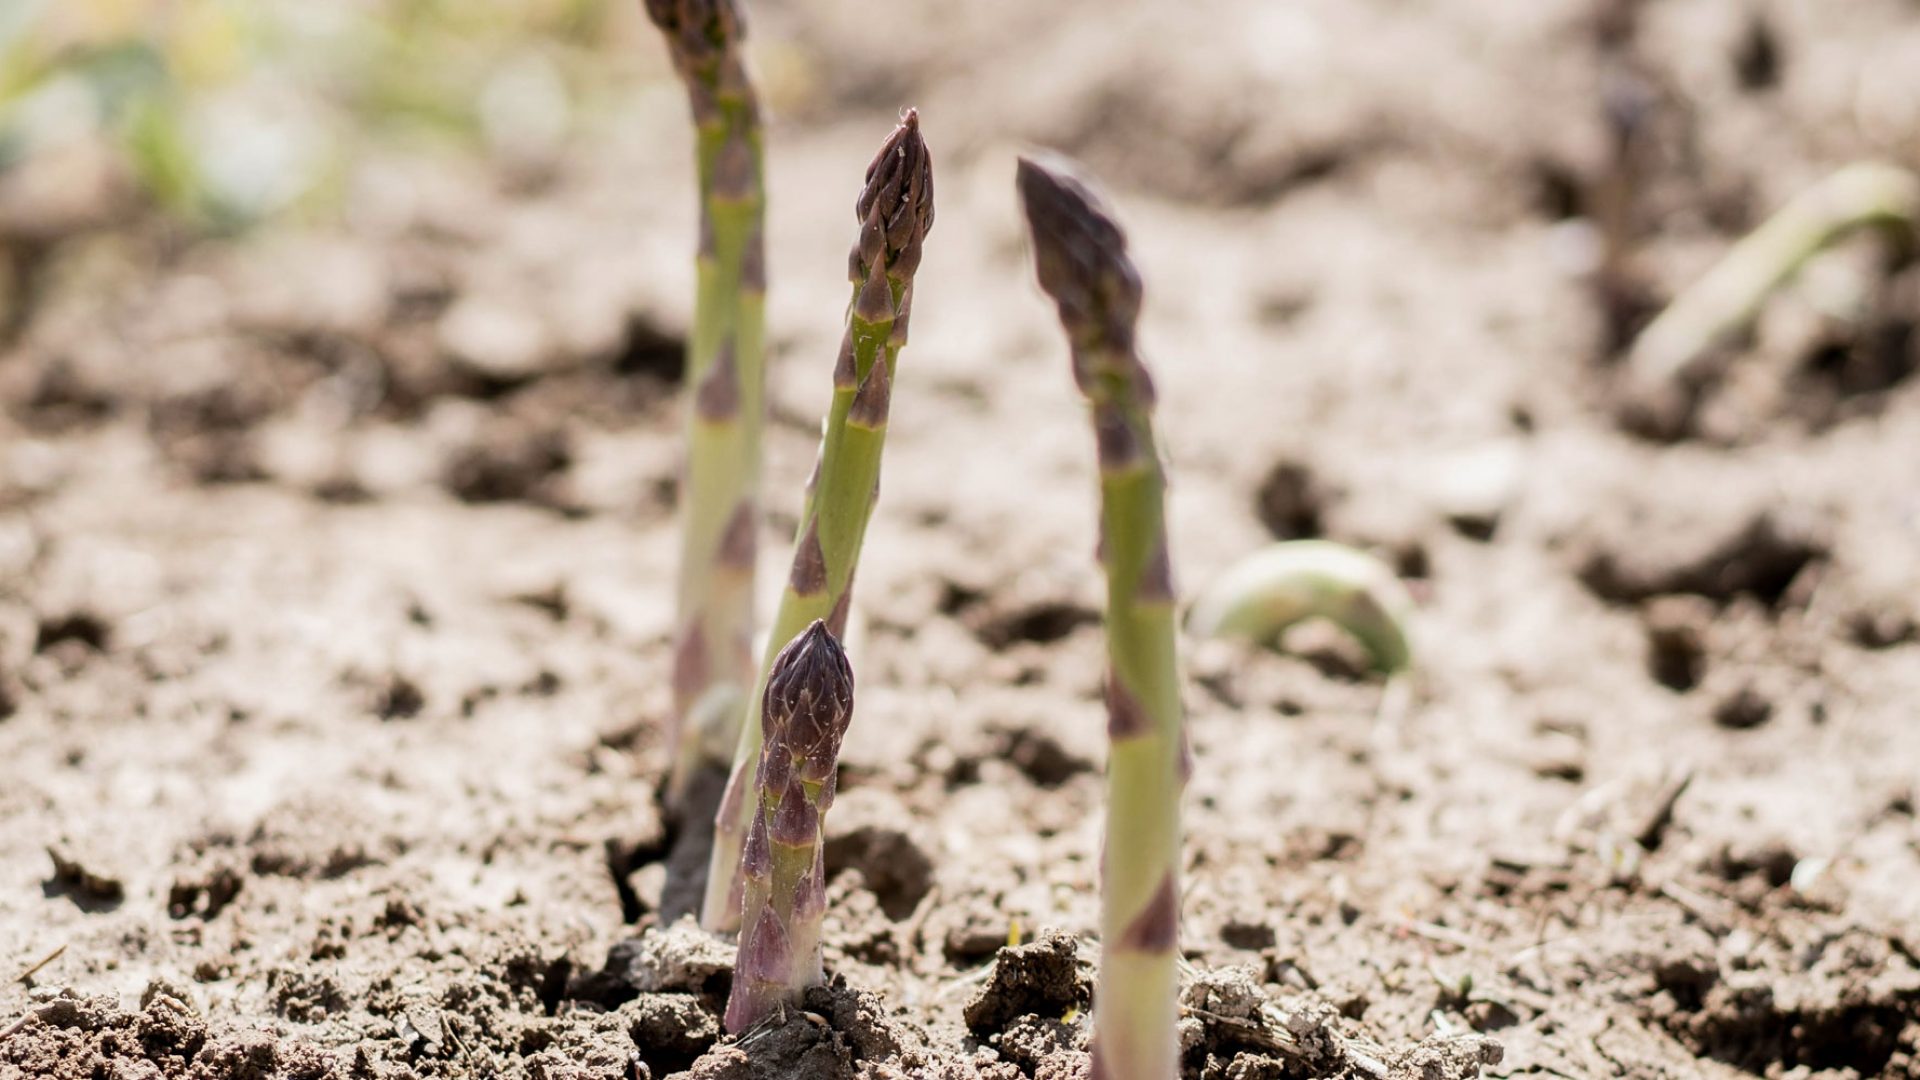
xmin=645 ymin=0 xmax=771 ymax=808
xmin=702 ymin=110 xmax=934 ymax=931
xmin=1188 ymin=540 xmax=1415 ymax=675
xmin=1622 ymin=162 xmax=1920 ymax=434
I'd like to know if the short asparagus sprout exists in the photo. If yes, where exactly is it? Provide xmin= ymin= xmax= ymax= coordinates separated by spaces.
xmin=703 ymin=111 xmax=934 ymax=931
xmin=644 ymin=0 xmax=771 ymax=808
xmin=1622 ymin=161 xmax=1920 ymax=434
xmin=1187 ymin=540 xmax=1415 ymax=675
xmin=722 ymin=619 xmax=854 ymax=1033
xmin=1017 ymin=154 xmax=1183 ymax=1080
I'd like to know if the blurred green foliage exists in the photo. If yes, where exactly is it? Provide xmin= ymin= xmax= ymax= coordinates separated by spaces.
xmin=0 ymin=0 xmax=634 ymax=230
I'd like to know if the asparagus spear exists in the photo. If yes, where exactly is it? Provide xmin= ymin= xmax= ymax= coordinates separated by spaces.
xmin=1622 ymin=162 xmax=1920 ymax=436
xmin=722 ymin=620 xmax=855 ymax=1032
xmin=644 ymin=0 xmax=770 ymax=808
xmin=1016 ymin=155 xmax=1183 ymax=1080
xmin=1188 ymin=540 xmax=1415 ymax=675
xmin=702 ymin=111 xmax=935 ymax=930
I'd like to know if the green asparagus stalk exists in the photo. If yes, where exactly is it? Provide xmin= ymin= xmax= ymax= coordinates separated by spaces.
xmin=644 ymin=0 xmax=770 ymax=808
xmin=1017 ymin=155 xmax=1183 ymax=1080
xmin=1188 ymin=540 xmax=1415 ymax=675
xmin=1622 ymin=161 xmax=1920 ymax=435
xmin=722 ymin=620 xmax=855 ymax=1032
xmin=702 ymin=111 xmax=935 ymax=931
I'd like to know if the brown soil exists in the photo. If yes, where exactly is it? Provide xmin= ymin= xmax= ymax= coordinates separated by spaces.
xmin=5 ymin=1 xmax=1920 ymax=1078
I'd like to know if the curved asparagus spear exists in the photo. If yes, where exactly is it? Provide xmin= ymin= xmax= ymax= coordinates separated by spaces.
xmin=1188 ymin=540 xmax=1415 ymax=675
xmin=1622 ymin=162 xmax=1920 ymax=434
xmin=723 ymin=620 xmax=855 ymax=1032
xmin=702 ymin=111 xmax=934 ymax=930
xmin=1017 ymin=155 xmax=1183 ymax=1080
xmin=644 ymin=0 xmax=770 ymax=808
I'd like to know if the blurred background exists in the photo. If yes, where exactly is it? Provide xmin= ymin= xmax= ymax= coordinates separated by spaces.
xmin=3 ymin=0 xmax=639 ymax=231
xmin=3 ymin=1 xmax=1920 ymax=1077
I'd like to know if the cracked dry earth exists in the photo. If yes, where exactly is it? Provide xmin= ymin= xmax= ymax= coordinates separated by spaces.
xmin=5 ymin=0 xmax=1920 ymax=1077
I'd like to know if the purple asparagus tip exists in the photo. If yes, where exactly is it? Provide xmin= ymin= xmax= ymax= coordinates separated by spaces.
xmin=764 ymin=620 xmax=855 ymax=774
xmin=852 ymin=111 xmax=935 ymax=284
xmin=643 ymin=0 xmax=743 ymax=49
xmin=1015 ymin=154 xmax=1143 ymax=358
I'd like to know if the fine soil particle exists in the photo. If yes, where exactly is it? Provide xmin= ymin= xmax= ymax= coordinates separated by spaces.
xmin=5 ymin=1 xmax=1920 ymax=1078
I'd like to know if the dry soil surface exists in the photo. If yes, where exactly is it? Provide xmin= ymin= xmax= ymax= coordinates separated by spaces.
xmin=4 ymin=1 xmax=1920 ymax=1078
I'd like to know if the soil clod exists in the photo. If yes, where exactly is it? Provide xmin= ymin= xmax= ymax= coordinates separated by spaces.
xmin=962 ymin=929 xmax=1090 ymax=1037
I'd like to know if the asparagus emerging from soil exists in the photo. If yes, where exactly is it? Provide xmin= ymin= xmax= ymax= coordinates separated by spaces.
xmin=722 ymin=619 xmax=855 ymax=1032
xmin=1622 ymin=162 xmax=1920 ymax=435
xmin=645 ymin=0 xmax=770 ymax=806
xmin=1188 ymin=540 xmax=1415 ymax=675
xmin=1017 ymin=155 xmax=1183 ymax=1080
xmin=702 ymin=111 xmax=934 ymax=930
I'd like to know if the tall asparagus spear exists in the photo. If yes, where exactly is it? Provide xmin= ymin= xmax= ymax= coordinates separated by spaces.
xmin=1017 ymin=156 xmax=1183 ymax=1080
xmin=702 ymin=111 xmax=935 ymax=930
xmin=723 ymin=620 xmax=855 ymax=1032
xmin=644 ymin=0 xmax=769 ymax=807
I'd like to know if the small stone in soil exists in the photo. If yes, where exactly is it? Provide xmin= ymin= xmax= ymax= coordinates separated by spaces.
xmin=1712 ymin=685 xmax=1773 ymax=730
xmin=1642 ymin=595 xmax=1711 ymax=692
xmin=1220 ymin=917 xmax=1277 ymax=952
xmin=44 ymin=844 xmax=124 ymax=911
xmin=1254 ymin=460 xmax=1327 ymax=540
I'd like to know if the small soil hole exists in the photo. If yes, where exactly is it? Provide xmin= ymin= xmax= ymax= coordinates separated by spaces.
xmin=1532 ymin=160 xmax=1584 ymax=221
xmin=1254 ymin=460 xmax=1325 ymax=540
xmin=1643 ymin=599 xmax=1709 ymax=692
xmin=937 ymin=580 xmax=985 ymax=617
xmin=168 ymin=866 xmax=244 ymax=920
xmin=974 ymin=601 xmax=1099 ymax=649
xmin=1733 ymin=12 xmax=1781 ymax=91
xmin=1712 ymin=685 xmax=1772 ymax=730
xmin=35 ymin=612 xmax=109 ymax=653
xmin=374 ymin=676 xmax=425 ymax=721
xmin=441 ymin=424 xmax=572 ymax=505
xmin=823 ymin=825 xmax=935 ymax=920
xmin=612 ymin=318 xmax=686 ymax=384
xmin=991 ymin=727 xmax=1092 ymax=789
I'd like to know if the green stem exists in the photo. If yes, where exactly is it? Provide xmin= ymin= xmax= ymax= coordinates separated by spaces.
xmin=1091 ymin=393 xmax=1183 ymax=1080
xmin=647 ymin=0 xmax=770 ymax=809
xmin=702 ymin=111 xmax=933 ymax=932
xmin=669 ymin=93 xmax=767 ymax=804
xmin=702 ymin=297 xmax=896 ymax=930
xmin=726 ymin=784 xmax=829 ymax=1029
xmin=1015 ymin=155 xmax=1182 ymax=1080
